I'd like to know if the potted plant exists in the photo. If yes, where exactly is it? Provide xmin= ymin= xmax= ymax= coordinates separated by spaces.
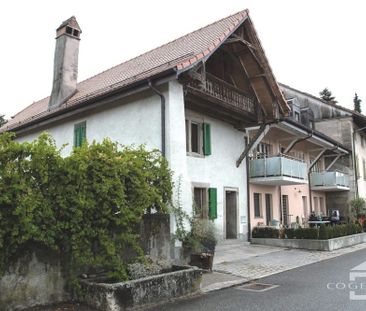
xmin=188 ymin=218 xmax=218 ymax=270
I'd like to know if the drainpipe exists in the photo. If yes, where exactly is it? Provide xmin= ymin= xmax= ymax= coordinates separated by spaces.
xmin=148 ymin=81 xmax=166 ymax=157
xmin=246 ymin=156 xmax=251 ymax=242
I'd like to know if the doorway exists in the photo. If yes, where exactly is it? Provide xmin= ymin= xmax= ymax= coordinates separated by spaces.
xmin=225 ymin=190 xmax=238 ymax=239
xmin=265 ymin=194 xmax=272 ymax=226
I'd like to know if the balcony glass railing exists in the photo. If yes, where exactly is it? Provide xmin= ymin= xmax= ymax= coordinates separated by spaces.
xmin=310 ymin=171 xmax=349 ymax=188
xmin=249 ymin=155 xmax=307 ymax=180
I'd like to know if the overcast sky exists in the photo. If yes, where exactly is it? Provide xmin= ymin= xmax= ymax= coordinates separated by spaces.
xmin=1 ymin=0 xmax=365 ymax=119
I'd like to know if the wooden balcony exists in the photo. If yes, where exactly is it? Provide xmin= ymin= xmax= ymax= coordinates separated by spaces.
xmin=184 ymin=73 xmax=258 ymax=124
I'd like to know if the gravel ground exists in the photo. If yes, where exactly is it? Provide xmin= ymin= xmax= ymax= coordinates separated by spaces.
xmin=25 ymin=302 xmax=97 ymax=311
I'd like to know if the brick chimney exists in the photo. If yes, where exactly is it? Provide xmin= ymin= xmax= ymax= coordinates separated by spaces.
xmin=49 ymin=16 xmax=81 ymax=108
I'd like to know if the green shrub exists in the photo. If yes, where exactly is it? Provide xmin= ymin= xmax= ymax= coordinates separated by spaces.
xmin=0 ymin=133 xmax=173 ymax=293
xmin=319 ymin=224 xmax=329 ymax=240
xmin=252 ymin=227 xmax=279 ymax=239
xmin=293 ymin=227 xmax=319 ymax=239
xmin=285 ymin=228 xmax=295 ymax=239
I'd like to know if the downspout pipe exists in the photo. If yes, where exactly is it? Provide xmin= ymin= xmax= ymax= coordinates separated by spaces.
xmin=148 ymin=81 xmax=166 ymax=157
xmin=246 ymin=156 xmax=251 ymax=242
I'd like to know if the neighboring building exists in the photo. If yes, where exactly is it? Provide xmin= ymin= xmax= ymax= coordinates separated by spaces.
xmin=280 ymin=83 xmax=366 ymax=218
xmin=245 ymin=118 xmax=348 ymax=229
xmin=1 ymin=11 xmax=350 ymax=244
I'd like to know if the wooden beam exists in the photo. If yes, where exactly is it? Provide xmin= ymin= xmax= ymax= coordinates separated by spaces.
xmin=325 ymin=155 xmax=341 ymax=171
xmin=236 ymin=123 xmax=272 ymax=167
xmin=231 ymin=34 xmax=257 ymax=50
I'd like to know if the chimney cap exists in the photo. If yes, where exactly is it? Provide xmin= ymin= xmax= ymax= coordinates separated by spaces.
xmin=56 ymin=16 xmax=82 ymax=33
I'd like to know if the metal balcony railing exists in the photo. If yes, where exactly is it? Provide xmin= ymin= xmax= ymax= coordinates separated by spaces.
xmin=249 ymin=155 xmax=307 ymax=180
xmin=310 ymin=171 xmax=350 ymax=188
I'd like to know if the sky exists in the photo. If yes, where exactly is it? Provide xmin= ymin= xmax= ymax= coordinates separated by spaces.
xmin=0 ymin=0 xmax=365 ymax=119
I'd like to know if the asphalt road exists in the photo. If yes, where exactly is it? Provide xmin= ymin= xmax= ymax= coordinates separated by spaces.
xmin=148 ymin=248 xmax=366 ymax=311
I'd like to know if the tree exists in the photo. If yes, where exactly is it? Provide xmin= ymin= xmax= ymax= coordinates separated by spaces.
xmin=319 ymin=88 xmax=337 ymax=103
xmin=0 ymin=115 xmax=6 ymax=127
xmin=353 ymin=93 xmax=362 ymax=113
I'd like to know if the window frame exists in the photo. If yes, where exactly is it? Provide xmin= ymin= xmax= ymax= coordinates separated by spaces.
xmin=185 ymin=117 xmax=204 ymax=157
xmin=74 ymin=121 xmax=86 ymax=148
xmin=253 ymin=192 xmax=262 ymax=218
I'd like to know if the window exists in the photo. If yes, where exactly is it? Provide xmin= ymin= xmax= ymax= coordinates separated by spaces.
xmin=254 ymin=193 xmax=262 ymax=218
xmin=295 ymin=111 xmax=300 ymax=122
xmin=282 ymin=195 xmax=289 ymax=226
xmin=193 ymin=188 xmax=208 ymax=219
xmin=319 ymin=197 xmax=325 ymax=215
xmin=193 ymin=187 xmax=217 ymax=220
xmin=255 ymin=142 xmax=271 ymax=158
xmin=185 ymin=119 xmax=211 ymax=156
xmin=74 ymin=121 xmax=86 ymax=147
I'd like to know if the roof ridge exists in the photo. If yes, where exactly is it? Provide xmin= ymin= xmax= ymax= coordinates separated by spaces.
xmin=77 ymin=9 xmax=248 ymax=87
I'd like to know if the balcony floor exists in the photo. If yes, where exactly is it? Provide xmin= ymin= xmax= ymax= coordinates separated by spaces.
xmin=249 ymin=176 xmax=308 ymax=186
xmin=310 ymin=185 xmax=350 ymax=192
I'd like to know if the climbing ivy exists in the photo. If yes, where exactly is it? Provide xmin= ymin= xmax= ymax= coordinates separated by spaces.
xmin=0 ymin=133 xmax=172 ymax=292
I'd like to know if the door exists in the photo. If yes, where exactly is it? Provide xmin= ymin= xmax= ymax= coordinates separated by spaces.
xmin=302 ymin=196 xmax=308 ymax=222
xmin=282 ymin=195 xmax=289 ymax=226
xmin=225 ymin=190 xmax=237 ymax=239
xmin=265 ymin=194 xmax=272 ymax=226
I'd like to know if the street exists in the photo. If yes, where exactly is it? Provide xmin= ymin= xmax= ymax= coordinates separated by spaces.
xmin=148 ymin=248 xmax=366 ymax=311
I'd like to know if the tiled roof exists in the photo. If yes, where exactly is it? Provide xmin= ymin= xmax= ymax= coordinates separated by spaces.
xmin=4 ymin=10 xmax=249 ymax=131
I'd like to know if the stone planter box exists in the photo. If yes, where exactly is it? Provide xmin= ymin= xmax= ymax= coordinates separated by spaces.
xmin=251 ymin=233 xmax=366 ymax=251
xmin=78 ymin=265 xmax=202 ymax=311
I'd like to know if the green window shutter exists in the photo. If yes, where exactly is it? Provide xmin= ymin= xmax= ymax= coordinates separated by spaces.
xmin=74 ymin=122 xmax=86 ymax=147
xmin=203 ymin=123 xmax=211 ymax=155
xmin=356 ymin=155 xmax=360 ymax=179
xmin=208 ymin=188 xmax=217 ymax=220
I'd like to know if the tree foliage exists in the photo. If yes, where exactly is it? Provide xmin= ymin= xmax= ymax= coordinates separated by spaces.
xmin=0 ymin=115 xmax=7 ymax=127
xmin=319 ymin=88 xmax=337 ymax=103
xmin=353 ymin=93 xmax=362 ymax=113
xmin=0 ymin=133 xmax=172 ymax=291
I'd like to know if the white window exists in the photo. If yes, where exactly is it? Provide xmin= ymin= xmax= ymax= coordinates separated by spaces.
xmin=186 ymin=120 xmax=202 ymax=154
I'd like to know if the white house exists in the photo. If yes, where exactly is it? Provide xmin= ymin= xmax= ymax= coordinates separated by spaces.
xmin=1 ymin=10 xmax=348 ymax=243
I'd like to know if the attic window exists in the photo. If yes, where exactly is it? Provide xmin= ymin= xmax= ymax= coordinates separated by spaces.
xmin=66 ymin=26 xmax=73 ymax=35
xmin=73 ymin=29 xmax=79 ymax=37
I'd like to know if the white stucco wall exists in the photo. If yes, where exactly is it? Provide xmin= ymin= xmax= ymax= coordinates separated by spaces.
xmin=354 ymin=130 xmax=366 ymax=199
xmin=16 ymin=90 xmax=162 ymax=156
xmin=185 ymin=109 xmax=248 ymax=240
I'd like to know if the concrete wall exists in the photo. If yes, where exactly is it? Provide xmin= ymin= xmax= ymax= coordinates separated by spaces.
xmin=0 ymin=245 xmax=68 ymax=311
xmin=252 ymin=232 xmax=366 ymax=251
xmin=185 ymin=109 xmax=248 ymax=240
xmin=354 ymin=129 xmax=366 ymax=199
